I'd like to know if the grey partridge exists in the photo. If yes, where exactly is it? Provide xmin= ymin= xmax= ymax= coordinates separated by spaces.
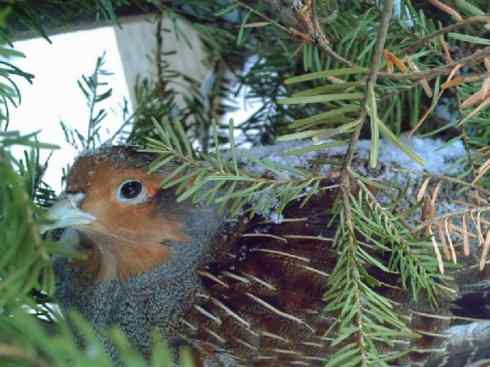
xmin=48 ymin=145 xmax=489 ymax=367
xmin=49 ymin=145 xmax=341 ymax=366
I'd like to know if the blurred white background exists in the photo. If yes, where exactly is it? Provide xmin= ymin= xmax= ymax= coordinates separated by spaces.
xmin=11 ymin=27 xmax=130 ymax=192
xmin=10 ymin=24 xmax=260 ymax=193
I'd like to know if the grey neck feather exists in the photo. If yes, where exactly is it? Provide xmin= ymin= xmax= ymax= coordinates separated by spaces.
xmin=54 ymin=205 xmax=224 ymax=358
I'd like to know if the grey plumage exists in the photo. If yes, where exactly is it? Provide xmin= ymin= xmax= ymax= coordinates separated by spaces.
xmin=54 ymin=184 xmax=229 ymax=364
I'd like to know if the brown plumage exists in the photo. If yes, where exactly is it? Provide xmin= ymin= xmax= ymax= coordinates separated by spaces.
xmin=181 ymin=192 xmax=338 ymax=366
xmin=48 ymin=145 xmax=489 ymax=367
xmin=63 ymin=149 xmax=189 ymax=282
xmin=50 ymin=145 xmax=341 ymax=366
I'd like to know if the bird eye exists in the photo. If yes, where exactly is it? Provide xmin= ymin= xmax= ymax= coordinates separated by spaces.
xmin=116 ymin=180 xmax=147 ymax=204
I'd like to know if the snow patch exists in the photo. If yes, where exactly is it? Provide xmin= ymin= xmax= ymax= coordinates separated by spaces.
xmin=235 ymin=136 xmax=467 ymax=222
xmin=239 ymin=136 xmax=466 ymax=178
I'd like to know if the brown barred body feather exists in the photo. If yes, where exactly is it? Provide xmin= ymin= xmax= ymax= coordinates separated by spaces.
xmin=50 ymin=146 xmax=490 ymax=367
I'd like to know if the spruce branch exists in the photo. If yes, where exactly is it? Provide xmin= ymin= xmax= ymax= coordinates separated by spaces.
xmin=62 ymin=53 xmax=113 ymax=150
xmin=236 ymin=0 xmax=354 ymax=67
xmin=3 ymin=2 xmax=490 ymax=366
xmin=0 ymin=46 xmax=34 ymax=128
xmin=406 ymin=15 xmax=490 ymax=52
xmin=414 ymin=206 xmax=490 ymax=233
xmin=324 ymin=2 xmax=425 ymax=365
xmin=0 ymin=344 xmax=50 ymax=367
xmin=355 ymin=181 xmax=446 ymax=305
xmin=343 ymin=0 xmax=394 ymax=171
xmin=292 ymin=0 xmax=355 ymax=67
xmin=325 ymin=189 xmax=420 ymax=367
xmin=426 ymin=0 xmax=464 ymax=22
xmin=235 ymin=1 xmax=292 ymax=35
xmin=0 ymin=138 xmax=57 ymax=308
xmin=144 ymin=118 xmax=332 ymax=217
xmin=83 ymin=53 xmax=112 ymax=149
xmin=0 ymin=310 xmax=180 ymax=367
xmin=376 ymin=46 xmax=490 ymax=82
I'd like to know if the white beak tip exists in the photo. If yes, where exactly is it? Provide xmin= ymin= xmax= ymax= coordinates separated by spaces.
xmin=40 ymin=194 xmax=96 ymax=234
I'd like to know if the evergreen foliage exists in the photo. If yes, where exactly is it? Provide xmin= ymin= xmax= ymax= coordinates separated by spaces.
xmin=1 ymin=1 xmax=489 ymax=366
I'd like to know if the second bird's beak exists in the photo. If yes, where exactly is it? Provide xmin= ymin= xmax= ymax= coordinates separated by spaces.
xmin=41 ymin=193 xmax=96 ymax=234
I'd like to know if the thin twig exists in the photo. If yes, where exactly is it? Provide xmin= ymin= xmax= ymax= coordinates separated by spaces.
xmin=236 ymin=1 xmax=296 ymax=35
xmin=407 ymin=15 xmax=490 ymax=52
xmin=414 ymin=206 xmax=490 ymax=232
xmin=442 ymin=71 xmax=490 ymax=89
xmin=426 ymin=0 xmax=463 ymax=22
xmin=295 ymin=0 xmax=355 ymax=67
xmin=377 ymin=47 xmax=490 ymax=82
xmin=337 ymin=2 xmax=395 ymax=364
xmin=343 ymin=0 xmax=394 ymax=169
xmin=237 ymin=0 xmax=354 ymax=67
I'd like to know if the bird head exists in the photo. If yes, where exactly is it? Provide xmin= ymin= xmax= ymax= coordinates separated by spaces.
xmin=45 ymin=146 xmax=197 ymax=283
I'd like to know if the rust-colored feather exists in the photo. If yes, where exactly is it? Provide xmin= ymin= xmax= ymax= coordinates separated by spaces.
xmin=178 ymin=192 xmax=338 ymax=366
xmin=64 ymin=148 xmax=191 ymax=282
xmin=54 ymin=146 xmax=471 ymax=366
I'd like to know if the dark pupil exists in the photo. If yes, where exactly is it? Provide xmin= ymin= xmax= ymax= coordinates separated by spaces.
xmin=121 ymin=181 xmax=142 ymax=199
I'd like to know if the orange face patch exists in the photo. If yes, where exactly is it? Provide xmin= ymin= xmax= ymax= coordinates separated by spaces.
xmin=65 ymin=150 xmax=191 ymax=282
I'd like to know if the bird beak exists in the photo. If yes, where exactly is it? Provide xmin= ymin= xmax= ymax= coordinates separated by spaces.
xmin=41 ymin=193 xmax=96 ymax=234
